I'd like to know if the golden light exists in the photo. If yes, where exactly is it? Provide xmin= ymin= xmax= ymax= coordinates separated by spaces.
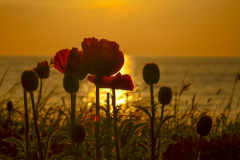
xmin=87 ymin=54 xmax=133 ymax=107
xmin=89 ymin=0 xmax=128 ymax=10
xmin=112 ymin=54 xmax=132 ymax=106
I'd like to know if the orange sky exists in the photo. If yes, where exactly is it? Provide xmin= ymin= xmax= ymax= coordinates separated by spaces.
xmin=0 ymin=0 xmax=240 ymax=57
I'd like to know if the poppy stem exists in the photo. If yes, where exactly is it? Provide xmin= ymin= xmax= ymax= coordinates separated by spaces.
xmin=70 ymin=93 xmax=76 ymax=127
xmin=150 ymin=84 xmax=155 ymax=160
xmin=23 ymin=90 xmax=29 ymax=158
xmin=106 ymin=93 xmax=111 ymax=133
xmin=70 ymin=92 xmax=76 ymax=150
xmin=8 ymin=111 xmax=11 ymax=136
xmin=160 ymin=104 xmax=165 ymax=121
xmin=36 ymin=78 xmax=42 ymax=120
xmin=156 ymin=104 xmax=165 ymax=159
xmin=106 ymin=93 xmax=112 ymax=160
xmin=194 ymin=135 xmax=202 ymax=160
xmin=113 ymin=88 xmax=120 ymax=160
xmin=95 ymin=75 xmax=101 ymax=160
xmin=30 ymin=91 xmax=44 ymax=160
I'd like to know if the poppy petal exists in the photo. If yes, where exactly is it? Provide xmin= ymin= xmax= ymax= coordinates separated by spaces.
xmin=82 ymin=37 xmax=124 ymax=76
xmin=54 ymin=49 xmax=70 ymax=74
xmin=33 ymin=60 xmax=50 ymax=79
xmin=87 ymin=73 xmax=134 ymax=91
xmin=66 ymin=48 xmax=88 ymax=80
xmin=110 ymin=74 xmax=134 ymax=91
xmin=87 ymin=75 xmax=115 ymax=88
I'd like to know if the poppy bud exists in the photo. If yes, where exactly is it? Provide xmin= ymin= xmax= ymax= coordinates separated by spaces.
xmin=21 ymin=70 xmax=39 ymax=92
xmin=196 ymin=115 xmax=213 ymax=136
xmin=158 ymin=86 xmax=172 ymax=105
xmin=33 ymin=61 xmax=50 ymax=79
xmin=63 ymin=73 xmax=79 ymax=93
xmin=143 ymin=63 xmax=160 ymax=85
xmin=7 ymin=101 xmax=13 ymax=112
xmin=71 ymin=124 xmax=86 ymax=143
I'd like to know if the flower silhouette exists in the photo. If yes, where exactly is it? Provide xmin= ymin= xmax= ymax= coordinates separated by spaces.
xmin=54 ymin=47 xmax=88 ymax=80
xmin=87 ymin=72 xmax=134 ymax=91
xmin=82 ymin=37 xmax=124 ymax=77
xmin=33 ymin=61 xmax=50 ymax=79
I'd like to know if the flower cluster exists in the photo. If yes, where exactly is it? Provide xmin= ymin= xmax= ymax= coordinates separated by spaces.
xmin=54 ymin=38 xmax=126 ymax=81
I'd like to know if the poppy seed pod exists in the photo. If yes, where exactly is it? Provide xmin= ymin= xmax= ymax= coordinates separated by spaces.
xmin=71 ymin=124 xmax=86 ymax=143
xmin=196 ymin=115 xmax=213 ymax=136
xmin=158 ymin=86 xmax=172 ymax=105
xmin=63 ymin=73 xmax=79 ymax=93
xmin=21 ymin=70 xmax=39 ymax=92
xmin=7 ymin=101 xmax=13 ymax=112
xmin=143 ymin=63 xmax=160 ymax=85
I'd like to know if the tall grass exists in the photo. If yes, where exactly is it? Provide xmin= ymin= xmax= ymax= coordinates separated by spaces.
xmin=0 ymin=68 xmax=239 ymax=160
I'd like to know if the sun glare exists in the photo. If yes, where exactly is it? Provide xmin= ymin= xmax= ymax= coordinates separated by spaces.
xmin=85 ymin=54 xmax=132 ymax=107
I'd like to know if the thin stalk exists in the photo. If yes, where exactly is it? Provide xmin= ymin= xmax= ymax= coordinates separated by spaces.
xmin=174 ymin=92 xmax=177 ymax=131
xmin=71 ymin=93 xmax=76 ymax=150
xmin=194 ymin=135 xmax=202 ymax=160
xmin=30 ymin=91 xmax=44 ymax=160
xmin=156 ymin=104 xmax=165 ymax=159
xmin=70 ymin=93 xmax=76 ymax=127
xmin=106 ymin=93 xmax=111 ymax=133
xmin=95 ymin=75 xmax=101 ymax=160
xmin=74 ymin=141 xmax=79 ymax=160
xmin=225 ymin=70 xmax=239 ymax=118
xmin=160 ymin=104 xmax=165 ymax=121
xmin=36 ymin=78 xmax=42 ymax=120
xmin=8 ymin=111 xmax=11 ymax=136
xmin=113 ymin=88 xmax=120 ymax=160
xmin=106 ymin=93 xmax=112 ymax=160
xmin=23 ymin=90 xmax=29 ymax=158
xmin=150 ymin=84 xmax=155 ymax=160
xmin=76 ymin=143 xmax=79 ymax=152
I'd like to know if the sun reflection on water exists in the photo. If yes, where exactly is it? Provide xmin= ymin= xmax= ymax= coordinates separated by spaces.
xmin=86 ymin=54 xmax=134 ymax=107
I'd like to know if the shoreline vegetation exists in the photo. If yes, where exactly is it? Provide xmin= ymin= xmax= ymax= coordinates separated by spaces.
xmin=0 ymin=39 xmax=240 ymax=159
xmin=0 ymin=64 xmax=239 ymax=160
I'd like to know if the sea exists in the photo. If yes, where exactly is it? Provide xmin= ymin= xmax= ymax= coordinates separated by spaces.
xmin=0 ymin=55 xmax=240 ymax=119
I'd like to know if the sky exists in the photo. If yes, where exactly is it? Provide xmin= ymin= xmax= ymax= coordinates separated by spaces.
xmin=0 ymin=0 xmax=240 ymax=57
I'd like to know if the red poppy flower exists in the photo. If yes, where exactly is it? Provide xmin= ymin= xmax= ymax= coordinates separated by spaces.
xmin=33 ymin=61 xmax=50 ymax=79
xmin=87 ymin=73 xmax=134 ymax=91
xmin=82 ymin=37 xmax=124 ymax=77
xmin=54 ymin=47 xmax=88 ymax=80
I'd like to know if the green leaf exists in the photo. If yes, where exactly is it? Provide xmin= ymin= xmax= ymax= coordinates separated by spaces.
xmin=124 ymin=123 xmax=148 ymax=157
xmin=158 ymin=138 xmax=176 ymax=154
xmin=134 ymin=106 xmax=151 ymax=122
xmin=44 ymin=128 xmax=60 ymax=159
xmin=2 ymin=137 xmax=26 ymax=156
xmin=58 ymin=139 xmax=72 ymax=146
xmin=54 ymin=151 xmax=85 ymax=160
xmin=54 ymin=131 xmax=71 ymax=140
xmin=129 ymin=123 xmax=147 ymax=143
xmin=154 ymin=116 xmax=174 ymax=147
xmin=118 ymin=118 xmax=135 ymax=137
